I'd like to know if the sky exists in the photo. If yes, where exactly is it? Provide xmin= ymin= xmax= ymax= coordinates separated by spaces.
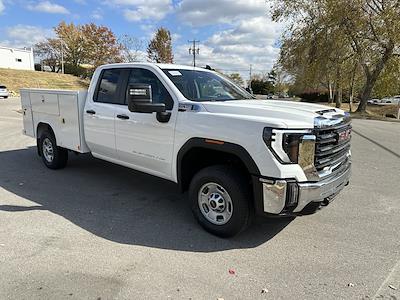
xmin=0 ymin=0 xmax=284 ymax=79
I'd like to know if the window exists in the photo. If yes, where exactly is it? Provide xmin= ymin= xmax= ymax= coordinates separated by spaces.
xmin=95 ymin=69 xmax=124 ymax=104
xmin=162 ymin=69 xmax=253 ymax=102
xmin=128 ymin=68 xmax=174 ymax=110
xmin=16 ymin=58 xmax=22 ymax=62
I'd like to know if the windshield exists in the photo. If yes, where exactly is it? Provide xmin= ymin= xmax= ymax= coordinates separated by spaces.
xmin=162 ymin=69 xmax=254 ymax=102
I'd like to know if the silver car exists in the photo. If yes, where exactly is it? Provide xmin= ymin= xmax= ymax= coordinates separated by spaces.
xmin=0 ymin=85 xmax=9 ymax=99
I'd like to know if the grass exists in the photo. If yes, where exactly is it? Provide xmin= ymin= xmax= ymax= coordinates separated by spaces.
xmin=325 ymin=102 xmax=400 ymax=121
xmin=0 ymin=68 xmax=89 ymax=96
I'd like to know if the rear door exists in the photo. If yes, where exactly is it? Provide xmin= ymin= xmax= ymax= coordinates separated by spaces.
xmin=84 ymin=68 xmax=127 ymax=159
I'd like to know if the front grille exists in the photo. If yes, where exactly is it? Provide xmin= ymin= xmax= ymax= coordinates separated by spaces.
xmin=314 ymin=122 xmax=351 ymax=172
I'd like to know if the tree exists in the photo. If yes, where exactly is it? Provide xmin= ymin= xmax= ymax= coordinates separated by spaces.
xmin=271 ymin=0 xmax=400 ymax=112
xmin=34 ymin=38 xmax=63 ymax=72
xmin=228 ymin=73 xmax=244 ymax=86
xmin=81 ymin=23 xmax=122 ymax=68
xmin=119 ymin=35 xmax=145 ymax=62
xmin=147 ymin=27 xmax=174 ymax=63
xmin=54 ymin=21 xmax=86 ymax=68
xmin=36 ymin=21 xmax=122 ymax=76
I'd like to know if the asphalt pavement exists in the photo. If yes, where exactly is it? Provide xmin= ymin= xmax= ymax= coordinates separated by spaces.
xmin=0 ymin=97 xmax=399 ymax=299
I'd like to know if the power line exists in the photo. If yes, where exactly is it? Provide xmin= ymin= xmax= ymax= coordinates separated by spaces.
xmin=188 ymin=40 xmax=200 ymax=67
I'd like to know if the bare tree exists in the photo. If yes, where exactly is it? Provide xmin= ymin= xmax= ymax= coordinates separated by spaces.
xmin=119 ymin=35 xmax=145 ymax=62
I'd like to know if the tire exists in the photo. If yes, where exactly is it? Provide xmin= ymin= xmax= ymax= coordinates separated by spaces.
xmin=4 ymin=96 xmax=8 ymax=99
xmin=39 ymin=130 xmax=68 ymax=169
xmin=189 ymin=165 xmax=252 ymax=237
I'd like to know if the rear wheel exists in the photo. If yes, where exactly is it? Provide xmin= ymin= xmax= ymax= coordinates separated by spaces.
xmin=39 ymin=131 xmax=68 ymax=169
xmin=189 ymin=165 xmax=252 ymax=237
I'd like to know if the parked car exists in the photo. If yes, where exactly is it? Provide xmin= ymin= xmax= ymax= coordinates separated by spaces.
xmin=0 ymin=85 xmax=9 ymax=99
xmin=20 ymin=63 xmax=352 ymax=237
xmin=367 ymin=98 xmax=380 ymax=105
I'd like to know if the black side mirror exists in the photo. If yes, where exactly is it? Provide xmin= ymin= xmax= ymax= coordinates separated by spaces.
xmin=127 ymin=84 xmax=166 ymax=113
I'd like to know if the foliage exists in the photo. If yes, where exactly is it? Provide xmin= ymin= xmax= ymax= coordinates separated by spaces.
xmin=147 ymin=27 xmax=174 ymax=63
xmin=251 ymin=77 xmax=275 ymax=95
xmin=81 ymin=23 xmax=123 ymax=68
xmin=35 ymin=21 xmax=122 ymax=76
xmin=228 ymin=73 xmax=244 ymax=86
xmin=271 ymin=0 xmax=400 ymax=112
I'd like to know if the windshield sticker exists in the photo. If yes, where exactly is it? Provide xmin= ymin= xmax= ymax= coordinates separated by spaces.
xmin=169 ymin=71 xmax=182 ymax=76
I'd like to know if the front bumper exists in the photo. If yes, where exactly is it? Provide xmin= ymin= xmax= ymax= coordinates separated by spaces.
xmin=255 ymin=161 xmax=351 ymax=215
xmin=0 ymin=92 xmax=9 ymax=97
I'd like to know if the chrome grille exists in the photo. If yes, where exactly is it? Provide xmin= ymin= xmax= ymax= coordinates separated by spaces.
xmin=314 ymin=122 xmax=351 ymax=172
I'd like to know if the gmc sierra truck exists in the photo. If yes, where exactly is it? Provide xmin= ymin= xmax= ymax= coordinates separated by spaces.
xmin=21 ymin=63 xmax=352 ymax=237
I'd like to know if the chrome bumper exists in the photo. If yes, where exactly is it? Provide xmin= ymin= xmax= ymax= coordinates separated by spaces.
xmin=261 ymin=162 xmax=351 ymax=214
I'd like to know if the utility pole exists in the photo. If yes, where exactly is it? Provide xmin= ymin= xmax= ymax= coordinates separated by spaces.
xmin=188 ymin=40 xmax=200 ymax=67
xmin=60 ymin=39 xmax=65 ymax=74
xmin=249 ymin=64 xmax=253 ymax=95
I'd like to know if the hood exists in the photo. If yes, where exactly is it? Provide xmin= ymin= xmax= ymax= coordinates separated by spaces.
xmin=201 ymin=100 xmax=345 ymax=128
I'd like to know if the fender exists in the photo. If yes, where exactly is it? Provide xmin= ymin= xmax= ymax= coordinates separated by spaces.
xmin=177 ymin=137 xmax=261 ymax=191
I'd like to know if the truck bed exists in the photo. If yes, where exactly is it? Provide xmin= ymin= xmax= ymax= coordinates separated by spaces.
xmin=20 ymin=88 xmax=90 ymax=153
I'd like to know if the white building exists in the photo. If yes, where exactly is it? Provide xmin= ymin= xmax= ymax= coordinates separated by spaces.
xmin=0 ymin=46 xmax=35 ymax=71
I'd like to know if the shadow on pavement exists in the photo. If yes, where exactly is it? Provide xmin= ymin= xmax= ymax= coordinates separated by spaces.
xmin=0 ymin=147 xmax=292 ymax=252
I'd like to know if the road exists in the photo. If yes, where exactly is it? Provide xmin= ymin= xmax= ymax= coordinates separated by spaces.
xmin=0 ymin=97 xmax=399 ymax=299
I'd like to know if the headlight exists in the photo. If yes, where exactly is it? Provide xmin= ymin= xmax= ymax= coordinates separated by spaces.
xmin=263 ymin=128 xmax=316 ymax=165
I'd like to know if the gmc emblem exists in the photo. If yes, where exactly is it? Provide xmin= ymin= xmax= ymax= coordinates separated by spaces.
xmin=338 ymin=129 xmax=352 ymax=143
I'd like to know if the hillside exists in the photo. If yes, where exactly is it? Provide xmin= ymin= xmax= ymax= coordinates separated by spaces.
xmin=0 ymin=68 xmax=89 ymax=96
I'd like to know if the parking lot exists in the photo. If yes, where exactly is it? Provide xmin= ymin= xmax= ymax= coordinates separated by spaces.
xmin=0 ymin=97 xmax=399 ymax=299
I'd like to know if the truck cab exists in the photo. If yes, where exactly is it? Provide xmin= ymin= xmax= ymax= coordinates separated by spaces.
xmin=21 ymin=63 xmax=351 ymax=237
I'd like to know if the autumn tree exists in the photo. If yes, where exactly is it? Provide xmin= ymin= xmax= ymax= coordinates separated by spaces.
xmin=271 ymin=0 xmax=400 ymax=112
xmin=147 ymin=27 xmax=174 ymax=63
xmin=54 ymin=21 xmax=86 ymax=68
xmin=81 ymin=23 xmax=122 ymax=68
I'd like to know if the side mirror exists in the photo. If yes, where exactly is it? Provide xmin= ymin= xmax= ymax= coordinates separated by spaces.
xmin=127 ymin=84 xmax=166 ymax=113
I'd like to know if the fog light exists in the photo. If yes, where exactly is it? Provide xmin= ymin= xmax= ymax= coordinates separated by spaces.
xmin=286 ymin=182 xmax=299 ymax=207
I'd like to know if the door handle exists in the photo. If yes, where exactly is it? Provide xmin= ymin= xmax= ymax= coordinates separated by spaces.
xmin=86 ymin=110 xmax=96 ymax=115
xmin=117 ymin=114 xmax=130 ymax=120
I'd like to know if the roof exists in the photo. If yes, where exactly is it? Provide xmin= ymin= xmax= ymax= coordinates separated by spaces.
xmin=100 ymin=62 xmax=211 ymax=72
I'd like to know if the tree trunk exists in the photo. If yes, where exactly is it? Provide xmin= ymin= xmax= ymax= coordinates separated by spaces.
xmin=328 ymin=81 xmax=334 ymax=103
xmin=357 ymin=42 xmax=394 ymax=113
xmin=335 ymin=86 xmax=342 ymax=108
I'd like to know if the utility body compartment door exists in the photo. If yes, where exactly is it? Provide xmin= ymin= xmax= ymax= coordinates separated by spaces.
xmin=20 ymin=90 xmax=34 ymax=137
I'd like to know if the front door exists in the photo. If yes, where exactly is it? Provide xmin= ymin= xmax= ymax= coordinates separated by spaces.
xmin=114 ymin=67 xmax=177 ymax=179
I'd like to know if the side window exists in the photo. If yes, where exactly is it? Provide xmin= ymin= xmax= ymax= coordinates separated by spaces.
xmin=95 ymin=69 xmax=124 ymax=104
xmin=128 ymin=68 xmax=174 ymax=110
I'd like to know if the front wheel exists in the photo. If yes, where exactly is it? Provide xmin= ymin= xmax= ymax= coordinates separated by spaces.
xmin=39 ymin=131 xmax=68 ymax=169
xmin=189 ymin=165 xmax=252 ymax=237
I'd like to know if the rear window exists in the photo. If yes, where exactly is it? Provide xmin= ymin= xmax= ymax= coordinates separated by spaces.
xmin=95 ymin=69 xmax=123 ymax=104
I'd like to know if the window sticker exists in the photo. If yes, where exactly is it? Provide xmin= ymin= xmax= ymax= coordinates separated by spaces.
xmin=168 ymin=70 xmax=182 ymax=76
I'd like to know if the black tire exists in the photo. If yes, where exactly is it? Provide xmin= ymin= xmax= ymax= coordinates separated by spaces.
xmin=39 ymin=130 xmax=68 ymax=169
xmin=189 ymin=165 xmax=252 ymax=237
xmin=4 ymin=96 xmax=8 ymax=99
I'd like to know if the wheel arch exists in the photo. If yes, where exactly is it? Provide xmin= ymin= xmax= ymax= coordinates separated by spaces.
xmin=36 ymin=122 xmax=56 ymax=156
xmin=177 ymin=138 xmax=260 ymax=193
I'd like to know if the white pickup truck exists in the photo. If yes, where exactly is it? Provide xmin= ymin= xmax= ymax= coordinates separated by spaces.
xmin=21 ymin=63 xmax=352 ymax=237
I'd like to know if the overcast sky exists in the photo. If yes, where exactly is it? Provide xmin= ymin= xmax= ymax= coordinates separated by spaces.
xmin=0 ymin=0 xmax=284 ymax=79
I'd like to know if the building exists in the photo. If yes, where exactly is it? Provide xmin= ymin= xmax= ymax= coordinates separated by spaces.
xmin=0 ymin=46 xmax=34 ymax=71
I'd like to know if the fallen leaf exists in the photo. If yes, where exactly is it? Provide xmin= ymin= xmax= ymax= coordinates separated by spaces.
xmin=389 ymin=285 xmax=397 ymax=290
xmin=228 ymin=269 xmax=235 ymax=275
xmin=348 ymin=283 xmax=355 ymax=287
xmin=261 ymin=288 xmax=269 ymax=294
